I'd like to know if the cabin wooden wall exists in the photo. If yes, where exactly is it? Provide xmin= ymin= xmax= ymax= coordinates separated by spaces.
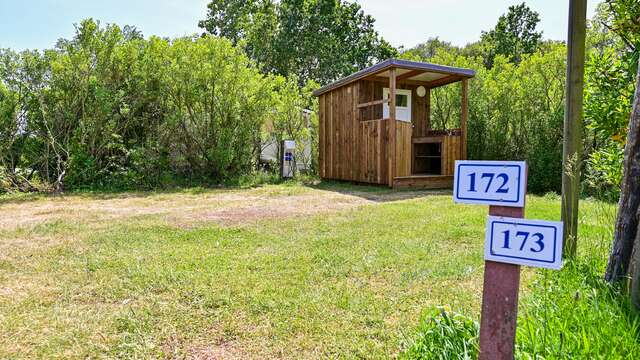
xmin=357 ymin=80 xmax=430 ymax=137
xmin=396 ymin=122 xmax=412 ymax=177
xmin=441 ymin=135 xmax=461 ymax=175
xmin=318 ymin=82 xmax=388 ymax=185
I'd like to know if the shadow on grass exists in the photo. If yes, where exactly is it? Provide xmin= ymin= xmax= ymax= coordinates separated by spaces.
xmin=0 ymin=178 xmax=452 ymax=206
xmin=306 ymin=180 xmax=452 ymax=203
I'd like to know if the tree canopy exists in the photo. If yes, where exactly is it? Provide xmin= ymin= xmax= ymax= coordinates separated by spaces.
xmin=198 ymin=0 xmax=397 ymax=85
xmin=479 ymin=2 xmax=543 ymax=68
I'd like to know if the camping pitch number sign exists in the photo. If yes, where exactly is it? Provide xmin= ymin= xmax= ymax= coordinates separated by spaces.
xmin=485 ymin=216 xmax=563 ymax=270
xmin=453 ymin=160 xmax=527 ymax=208
xmin=453 ymin=160 xmax=564 ymax=270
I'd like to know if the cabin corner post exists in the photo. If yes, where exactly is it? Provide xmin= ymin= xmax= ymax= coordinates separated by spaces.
xmin=461 ymin=78 xmax=469 ymax=160
xmin=388 ymin=68 xmax=397 ymax=187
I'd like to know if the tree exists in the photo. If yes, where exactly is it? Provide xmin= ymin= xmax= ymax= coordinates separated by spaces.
xmin=198 ymin=0 xmax=397 ymax=85
xmin=400 ymin=37 xmax=459 ymax=61
xmin=198 ymin=0 xmax=261 ymax=45
xmin=480 ymin=3 xmax=543 ymax=68
xmin=0 ymin=18 xmax=291 ymax=192
xmin=160 ymin=35 xmax=274 ymax=180
xmin=602 ymin=0 xmax=639 ymax=56
xmin=621 ymin=59 xmax=640 ymax=308
xmin=604 ymin=0 xmax=640 ymax=289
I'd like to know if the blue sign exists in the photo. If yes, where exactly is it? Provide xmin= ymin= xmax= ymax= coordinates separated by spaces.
xmin=284 ymin=152 xmax=293 ymax=161
xmin=453 ymin=160 xmax=526 ymax=207
xmin=485 ymin=216 xmax=563 ymax=269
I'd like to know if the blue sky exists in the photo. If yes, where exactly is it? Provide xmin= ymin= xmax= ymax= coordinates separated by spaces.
xmin=1 ymin=0 xmax=601 ymax=51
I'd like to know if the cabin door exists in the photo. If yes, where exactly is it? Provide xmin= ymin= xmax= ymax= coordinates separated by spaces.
xmin=382 ymin=88 xmax=412 ymax=122
xmin=382 ymin=88 xmax=413 ymax=178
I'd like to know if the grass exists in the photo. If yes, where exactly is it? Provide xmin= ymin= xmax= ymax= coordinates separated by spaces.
xmin=0 ymin=183 xmax=637 ymax=358
xmin=399 ymin=307 xmax=479 ymax=359
xmin=514 ymin=197 xmax=640 ymax=359
xmin=401 ymin=193 xmax=640 ymax=359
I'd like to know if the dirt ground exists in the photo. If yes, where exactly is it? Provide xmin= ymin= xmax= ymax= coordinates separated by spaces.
xmin=0 ymin=185 xmax=443 ymax=231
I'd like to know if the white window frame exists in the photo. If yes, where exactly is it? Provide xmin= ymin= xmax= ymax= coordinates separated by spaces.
xmin=383 ymin=88 xmax=412 ymax=122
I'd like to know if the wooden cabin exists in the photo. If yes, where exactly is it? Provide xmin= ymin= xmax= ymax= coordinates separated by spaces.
xmin=313 ymin=59 xmax=475 ymax=189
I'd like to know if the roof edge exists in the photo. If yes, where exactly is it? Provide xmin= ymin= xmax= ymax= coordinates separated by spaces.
xmin=312 ymin=58 xmax=476 ymax=97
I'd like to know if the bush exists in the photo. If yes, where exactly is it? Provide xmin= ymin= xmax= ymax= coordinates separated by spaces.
xmin=402 ymin=44 xmax=566 ymax=194
xmin=0 ymin=19 xmax=314 ymax=192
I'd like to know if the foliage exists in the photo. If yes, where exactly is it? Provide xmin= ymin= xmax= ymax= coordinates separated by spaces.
xmin=399 ymin=1 xmax=637 ymax=196
xmin=159 ymin=36 xmax=273 ymax=181
xmin=584 ymin=48 xmax=635 ymax=196
xmin=198 ymin=0 xmax=397 ymax=85
xmin=399 ymin=307 xmax=479 ymax=360
xmin=399 ymin=3 xmax=558 ymax=194
xmin=583 ymin=1 xmax=640 ymax=198
xmin=0 ymin=81 xmax=20 ymax=191
xmin=402 ymin=43 xmax=566 ymax=193
xmin=197 ymin=0 xmax=259 ymax=44
xmin=400 ymin=38 xmax=460 ymax=61
xmin=479 ymin=2 xmax=543 ymax=68
xmin=0 ymin=19 xmax=296 ymax=191
xmin=265 ymin=76 xmax=319 ymax=173
xmin=603 ymin=0 xmax=640 ymax=56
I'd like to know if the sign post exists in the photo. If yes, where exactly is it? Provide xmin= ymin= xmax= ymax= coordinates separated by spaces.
xmin=480 ymin=206 xmax=523 ymax=359
xmin=453 ymin=160 xmax=563 ymax=359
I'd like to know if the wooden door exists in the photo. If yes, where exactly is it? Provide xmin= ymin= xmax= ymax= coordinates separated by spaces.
xmin=395 ymin=121 xmax=412 ymax=177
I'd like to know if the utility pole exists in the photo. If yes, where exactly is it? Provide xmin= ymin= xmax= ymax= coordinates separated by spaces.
xmin=561 ymin=0 xmax=587 ymax=258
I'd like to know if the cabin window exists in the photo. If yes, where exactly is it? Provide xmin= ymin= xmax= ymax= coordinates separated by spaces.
xmin=383 ymin=88 xmax=412 ymax=122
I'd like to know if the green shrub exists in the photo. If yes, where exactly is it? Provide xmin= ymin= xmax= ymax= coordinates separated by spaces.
xmin=402 ymin=45 xmax=566 ymax=194
xmin=0 ymin=19 xmax=318 ymax=192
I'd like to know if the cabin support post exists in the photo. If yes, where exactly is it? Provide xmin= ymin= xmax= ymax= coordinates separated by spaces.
xmin=461 ymin=78 xmax=468 ymax=160
xmin=388 ymin=68 xmax=397 ymax=187
xmin=425 ymin=88 xmax=431 ymax=132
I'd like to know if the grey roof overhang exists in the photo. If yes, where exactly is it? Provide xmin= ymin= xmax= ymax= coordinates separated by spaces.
xmin=312 ymin=58 xmax=476 ymax=97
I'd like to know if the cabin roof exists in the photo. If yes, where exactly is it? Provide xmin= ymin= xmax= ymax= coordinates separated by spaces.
xmin=312 ymin=58 xmax=476 ymax=97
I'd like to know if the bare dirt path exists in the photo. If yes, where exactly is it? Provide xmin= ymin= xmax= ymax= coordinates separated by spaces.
xmin=0 ymin=185 xmax=440 ymax=231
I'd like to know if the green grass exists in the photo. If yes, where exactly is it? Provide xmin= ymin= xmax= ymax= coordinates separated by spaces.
xmin=401 ymin=193 xmax=640 ymax=359
xmin=513 ymin=198 xmax=640 ymax=359
xmin=0 ymin=184 xmax=636 ymax=358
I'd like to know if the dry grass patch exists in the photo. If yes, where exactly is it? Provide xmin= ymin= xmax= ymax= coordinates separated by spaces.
xmin=0 ymin=185 xmax=379 ymax=231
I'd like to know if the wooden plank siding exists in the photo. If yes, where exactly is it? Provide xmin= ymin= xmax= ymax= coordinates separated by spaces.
xmin=318 ymin=82 xmax=389 ymax=185
xmin=441 ymin=135 xmax=461 ymax=175
xmin=396 ymin=122 xmax=412 ymax=177
xmin=318 ymin=94 xmax=325 ymax=178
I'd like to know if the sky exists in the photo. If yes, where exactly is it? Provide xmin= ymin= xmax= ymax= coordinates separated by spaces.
xmin=0 ymin=0 xmax=601 ymax=51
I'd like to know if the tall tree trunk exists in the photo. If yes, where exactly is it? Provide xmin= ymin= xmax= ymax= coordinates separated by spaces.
xmin=631 ymin=222 xmax=640 ymax=308
xmin=605 ymin=59 xmax=640 ymax=283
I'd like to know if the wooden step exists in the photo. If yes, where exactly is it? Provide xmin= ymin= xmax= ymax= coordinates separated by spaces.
xmin=393 ymin=175 xmax=453 ymax=189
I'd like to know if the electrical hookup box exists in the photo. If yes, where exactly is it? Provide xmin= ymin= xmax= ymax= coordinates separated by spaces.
xmin=280 ymin=140 xmax=296 ymax=178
